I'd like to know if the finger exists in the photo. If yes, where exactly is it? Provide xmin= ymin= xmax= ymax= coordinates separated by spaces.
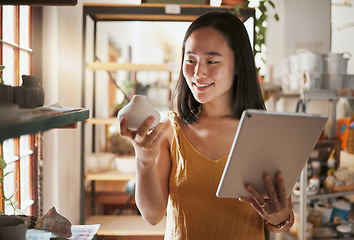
xmin=275 ymin=173 xmax=288 ymax=205
xmin=119 ymin=117 xmax=135 ymax=139
xmin=245 ymin=184 xmax=265 ymax=207
xmin=143 ymin=122 xmax=167 ymax=147
xmin=264 ymin=175 xmax=278 ymax=203
xmin=136 ymin=120 xmax=169 ymax=149
xmin=136 ymin=116 xmax=156 ymax=138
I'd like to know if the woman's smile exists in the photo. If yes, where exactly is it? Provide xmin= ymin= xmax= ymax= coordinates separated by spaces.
xmin=192 ymin=81 xmax=214 ymax=91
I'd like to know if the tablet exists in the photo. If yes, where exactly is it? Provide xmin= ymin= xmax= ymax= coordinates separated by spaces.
xmin=216 ymin=109 xmax=328 ymax=199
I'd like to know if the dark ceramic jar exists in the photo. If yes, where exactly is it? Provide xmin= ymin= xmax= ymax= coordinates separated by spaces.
xmin=0 ymin=216 xmax=26 ymax=240
xmin=14 ymin=75 xmax=45 ymax=108
xmin=0 ymin=84 xmax=14 ymax=103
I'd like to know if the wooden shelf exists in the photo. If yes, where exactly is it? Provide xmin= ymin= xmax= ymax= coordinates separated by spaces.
xmin=83 ymin=3 xmax=248 ymax=22
xmin=86 ymin=117 xmax=117 ymax=125
xmin=86 ymin=170 xmax=135 ymax=181
xmin=85 ymin=215 xmax=165 ymax=238
xmin=0 ymin=107 xmax=89 ymax=141
xmin=86 ymin=62 xmax=170 ymax=71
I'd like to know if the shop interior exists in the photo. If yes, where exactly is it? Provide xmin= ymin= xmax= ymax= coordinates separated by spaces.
xmin=0 ymin=0 xmax=354 ymax=239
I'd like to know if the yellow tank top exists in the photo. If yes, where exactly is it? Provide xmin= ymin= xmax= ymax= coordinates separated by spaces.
xmin=165 ymin=111 xmax=265 ymax=240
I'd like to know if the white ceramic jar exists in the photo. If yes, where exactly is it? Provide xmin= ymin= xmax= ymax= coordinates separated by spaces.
xmin=117 ymin=95 xmax=161 ymax=131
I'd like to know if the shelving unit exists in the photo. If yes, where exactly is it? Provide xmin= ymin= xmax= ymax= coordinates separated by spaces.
xmin=295 ymin=90 xmax=354 ymax=240
xmin=0 ymin=106 xmax=89 ymax=219
xmin=0 ymin=107 xmax=89 ymax=141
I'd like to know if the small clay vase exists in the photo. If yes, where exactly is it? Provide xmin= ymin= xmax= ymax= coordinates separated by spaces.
xmin=117 ymin=95 xmax=160 ymax=131
xmin=0 ymin=84 xmax=14 ymax=104
xmin=0 ymin=216 xmax=27 ymax=240
xmin=14 ymin=75 xmax=45 ymax=108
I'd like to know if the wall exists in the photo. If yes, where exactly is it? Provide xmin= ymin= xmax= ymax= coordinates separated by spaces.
xmin=332 ymin=3 xmax=354 ymax=74
xmin=42 ymin=4 xmax=83 ymax=224
xmin=266 ymin=0 xmax=331 ymax=85
xmin=265 ymin=0 xmax=333 ymax=115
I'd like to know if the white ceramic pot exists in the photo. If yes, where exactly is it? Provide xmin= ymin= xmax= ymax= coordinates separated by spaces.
xmin=301 ymin=71 xmax=323 ymax=90
xmin=297 ymin=49 xmax=324 ymax=73
xmin=117 ymin=95 xmax=160 ymax=131
xmin=314 ymin=204 xmax=333 ymax=225
xmin=86 ymin=152 xmax=115 ymax=173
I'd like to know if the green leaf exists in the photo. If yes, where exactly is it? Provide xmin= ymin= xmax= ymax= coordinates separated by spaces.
xmin=233 ymin=3 xmax=243 ymax=15
xmin=0 ymin=156 xmax=6 ymax=169
xmin=0 ymin=65 xmax=4 ymax=84
xmin=274 ymin=13 xmax=280 ymax=21
xmin=268 ymin=0 xmax=275 ymax=9
xmin=259 ymin=3 xmax=266 ymax=13
xmin=0 ymin=171 xmax=13 ymax=181
xmin=243 ymin=1 xmax=250 ymax=9
xmin=8 ymin=200 xmax=18 ymax=206
xmin=15 ymin=208 xmax=25 ymax=215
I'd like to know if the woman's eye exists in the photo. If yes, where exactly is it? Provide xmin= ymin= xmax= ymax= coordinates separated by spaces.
xmin=208 ymin=60 xmax=219 ymax=64
xmin=186 ymin=59 xmax=195 ymax=64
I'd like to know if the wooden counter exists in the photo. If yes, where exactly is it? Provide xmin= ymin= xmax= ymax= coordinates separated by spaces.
xmin=85 ymin=215 xmax=166 ymax=239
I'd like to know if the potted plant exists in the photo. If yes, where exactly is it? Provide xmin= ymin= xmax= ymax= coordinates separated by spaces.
xmin=231 ymin=0 xmax=279 ymax=78
xmin=0 ymin=142 xmax=27 ymax=239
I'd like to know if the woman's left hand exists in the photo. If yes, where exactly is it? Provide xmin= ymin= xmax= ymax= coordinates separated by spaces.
xmin=239 ymin=173 xmax=292 ymax=227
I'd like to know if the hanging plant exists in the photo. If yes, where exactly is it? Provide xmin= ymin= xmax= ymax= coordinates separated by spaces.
xmin=231 ymin=0 xmax=279 ymax=77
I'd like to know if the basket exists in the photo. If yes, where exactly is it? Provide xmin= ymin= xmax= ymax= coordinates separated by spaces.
xmin=325 ymin=182 xmax=354 ymax=192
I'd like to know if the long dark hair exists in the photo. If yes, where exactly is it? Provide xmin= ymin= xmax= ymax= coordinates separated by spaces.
xmin=173 ymin=11 xmax=265 ymax=124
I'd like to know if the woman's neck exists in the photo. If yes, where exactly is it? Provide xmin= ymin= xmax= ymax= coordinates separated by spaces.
xmin=200 ymin=99 xmax=233 ymax=118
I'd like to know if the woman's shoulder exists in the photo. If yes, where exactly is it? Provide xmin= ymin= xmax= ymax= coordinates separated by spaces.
xmin=160 ymin=111 xmax=176 ymax=146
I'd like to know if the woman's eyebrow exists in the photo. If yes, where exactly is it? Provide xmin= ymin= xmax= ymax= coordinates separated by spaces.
xmin=205 ymin=52 xmax=221 ymax=56
xmin=186 ymin=51 xmax=221 ymax=56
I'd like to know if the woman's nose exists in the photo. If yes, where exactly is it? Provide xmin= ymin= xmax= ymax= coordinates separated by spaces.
xmin=193 ymin=63 xmax=207 ymax=79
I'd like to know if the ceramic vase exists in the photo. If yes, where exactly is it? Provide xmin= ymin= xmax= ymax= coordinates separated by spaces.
xmin=14 ymin=75 xmax=45 ymax=108
xmin=117 ymin=95 xmax=160 ymax=131
xmin=0 ymin=216 xmax=27 ymax=240
xmin=0 ymin=84 xmax=14 ymax=104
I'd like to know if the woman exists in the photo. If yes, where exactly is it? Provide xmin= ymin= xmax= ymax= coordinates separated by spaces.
xmin=120 ymin=11 xmax=294 ymax=239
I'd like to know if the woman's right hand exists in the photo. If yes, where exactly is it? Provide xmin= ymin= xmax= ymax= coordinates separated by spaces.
xmin=119 ymin=115 xmax=168 ymax=166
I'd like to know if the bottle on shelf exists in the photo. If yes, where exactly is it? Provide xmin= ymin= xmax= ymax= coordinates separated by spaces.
xmin=309 ymin=161 xmax=321 ymax=193
xmin=327 ymin=150 xmax=336 ymax=176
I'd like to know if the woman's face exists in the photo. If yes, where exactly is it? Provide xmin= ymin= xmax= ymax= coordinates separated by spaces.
xmin=182 ymin=26 xmax=236 ymax=105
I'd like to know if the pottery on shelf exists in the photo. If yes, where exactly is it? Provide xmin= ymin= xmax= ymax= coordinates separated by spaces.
xmin=14 ymin=75 xmax=45 ymax=108
xmin=117 ymin=95 xmax=161 ymax=131
xmin=0 ymin=216 xmax=27 ymax=240
xmin=0 ymin=84 xmax=14 ymax=104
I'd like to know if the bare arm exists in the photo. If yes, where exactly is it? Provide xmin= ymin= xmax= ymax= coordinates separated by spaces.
xmin=120 ymin=116 xmax=171 ymax=225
